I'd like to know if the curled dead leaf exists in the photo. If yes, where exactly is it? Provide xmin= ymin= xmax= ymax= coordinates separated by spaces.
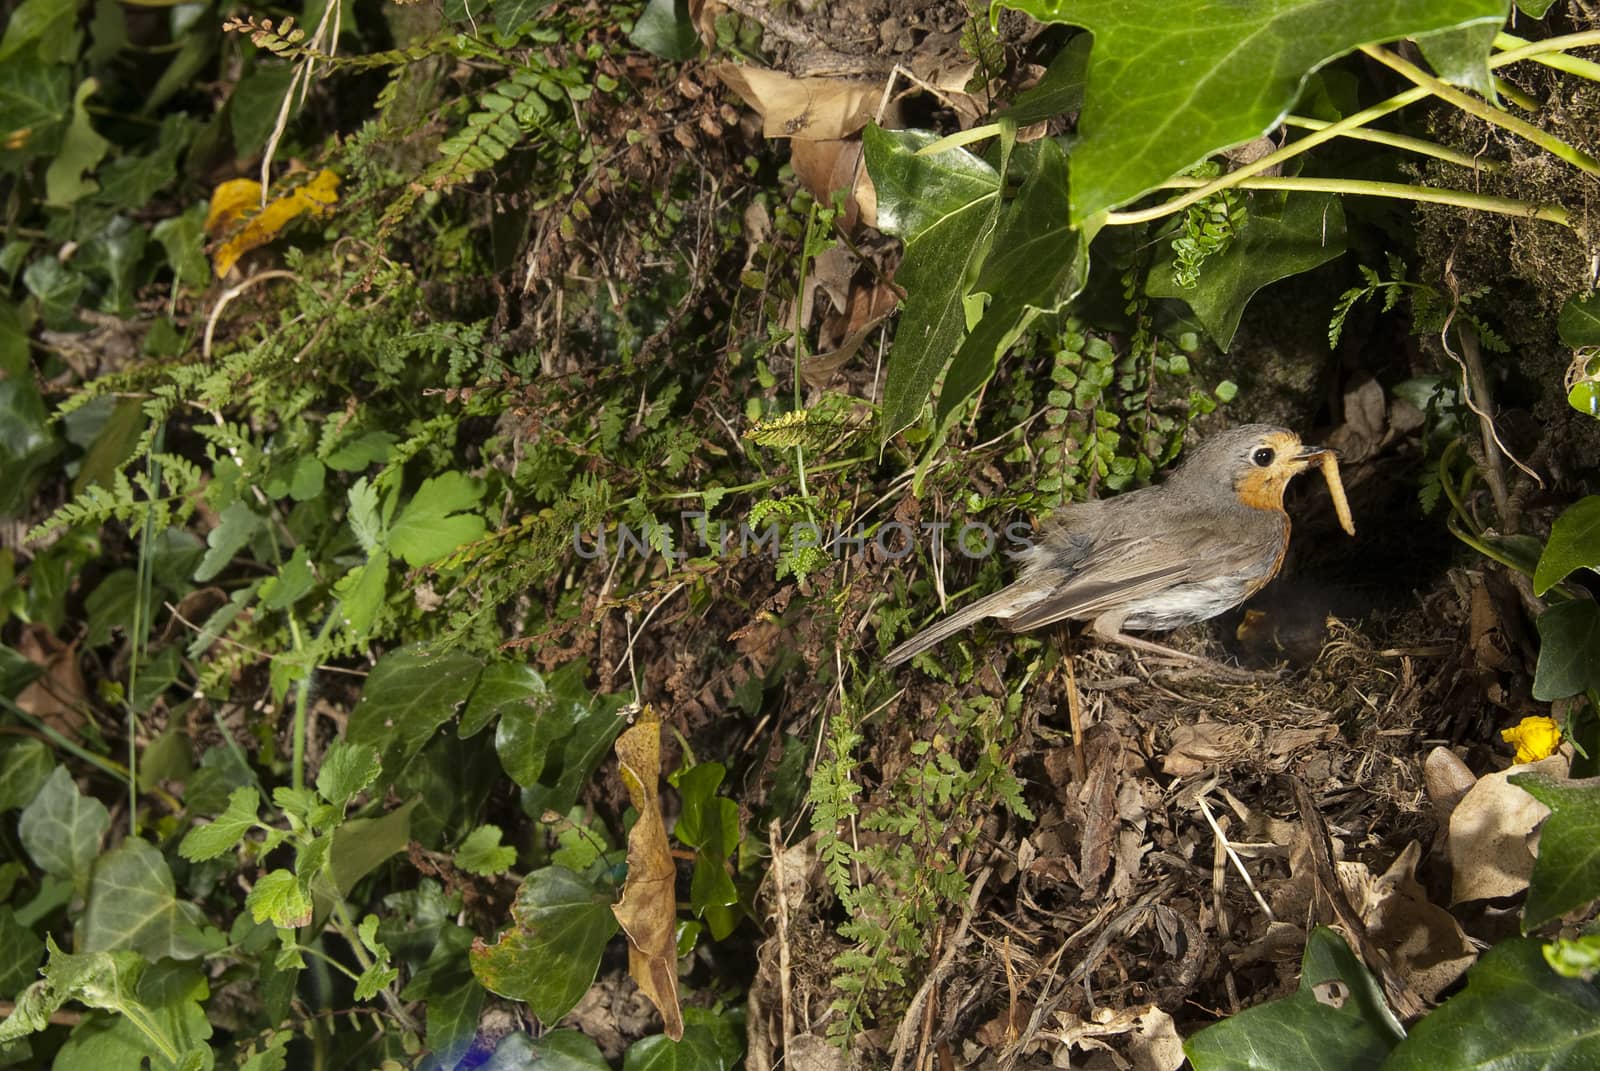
xmin=205 ymin=170 xmax=340 ymax=277
xmin=710 ymin=65 xmax=879 ymax=140
xmin=1448 ymin=753 xmax=1567 ymax=905
xmin=611 ymin=706 xmax=683 ymax=1040
xmin=1337 ymin=841 xmax=1476 ymax=1001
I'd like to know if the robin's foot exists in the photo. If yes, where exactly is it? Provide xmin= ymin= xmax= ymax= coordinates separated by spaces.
xmin=1101 ymin=632 xmax=1276 ymax=682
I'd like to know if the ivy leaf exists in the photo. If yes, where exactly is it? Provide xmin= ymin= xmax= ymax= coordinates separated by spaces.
xmin=73 ymin=396 xmax=146 ymax=497
xmin=0 ymin=49 xmax=70 ymax=161
xmin=939 ymin=135 xmax=1091 ymax=426
xmin=1147 ymin=192 xmax=1346 ymax=348
xmin=152 ymin=204 xmax=211 ymax=289
xmin=1559 ymin=292 xmax=1600 ymax=347
xmin=629 ymin=0 xmax=699 ymax=60
xmin=80 ymin=215 xmax=150 ymax=317
xmin=388 ymin=472 xmax=488 ymax=568
xmin=494 ymin=0 xmax=546 ymax=37
xmin=865 ymin=125 xmax=1003 ymax=441
xmin=44 ymin=78 xmax=111 ymax=208
xmin=0 ymin=907 xmax=45 ymax=997
xmin=460 ymin=660 xmax=547 ymax=739
xmin=0 ymin=0 xmax=82 ymax=64
xmin=1000 ymin=0 xmax=1509 ymax=224
xmin=999 ymin=34 xmax=1089 ymax=125
xmin=494 ymin=674 xmax=581 ymax=788
xmin=522 ymin=661 xmax=631 ymax=817
xmin=401 ymin=924 xmax=485 ymax=1069
xmin=0 ymin=737 xmax=52 ymax=811
xmin=622 ymin=1026 xmax=727 ymax=1071
xmin=1416 ymin=21 xmax=1500 ymax=98
xmin=0 ymin=301 xmax=28 ymax=377
xmin=179 ymin=786 xmax=261 ymax=862
xmin=1508 ymin=772 xmax=1600 ymax=929
xmin=1185 ymin=926 xmax=1402 ymax=1070
xmin=1382 ymin=938 xmax=1600 ymax=1069
xmin=97 ymin=114 xmax=192 ymax=210
xmin=672 ymin=763 xmax=729 ymax=850
xmin=346 ymin=644 xmax=485 ymax=781
xmin=82 ymin=838 xmax=226 ymax=961
xmin=1533 ymin=600 xmax=1600 ymax=702
xmin=19 ymin=765 xmax=111 ymax=889
xmin=1534 ymin=496 xmax=1600 ymax=596
xmin=488 ymin=1030 xmax=610 ymax=1069
xmin=455 ymin=824 xmax=518 ymax=877
xmin=470 ymin=865 xmax=619 ymax=1025
xmin=673 ymin=764 xmax=740 ymax=940
xmin=22 ymin=256 xmax=86 ymax=330
xmin=229 ymin=64 xmax=296 ymax=158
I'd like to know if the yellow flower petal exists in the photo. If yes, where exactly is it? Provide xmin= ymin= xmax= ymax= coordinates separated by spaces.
xmin=1502 ymin=715 xmax=1562 ymax=764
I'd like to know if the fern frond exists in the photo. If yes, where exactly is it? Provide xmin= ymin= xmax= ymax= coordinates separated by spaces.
xmin=222 ymin=15 xmax=307 ymax=58
xmin=745 ymin=408 xmax=851 ymax=450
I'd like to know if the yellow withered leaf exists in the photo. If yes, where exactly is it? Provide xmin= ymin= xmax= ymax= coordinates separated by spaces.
xmin=610 ymin=706 xmax=684 ymax=1040
xmin=205 ymin=170 xmax=340 ymax=277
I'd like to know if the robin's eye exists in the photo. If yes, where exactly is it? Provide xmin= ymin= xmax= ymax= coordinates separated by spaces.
xmin=1251 ymin=447 xmax=1275 ymax=467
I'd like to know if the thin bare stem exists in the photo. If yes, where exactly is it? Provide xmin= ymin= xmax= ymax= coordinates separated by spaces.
xmin=1493 ymin=76 xmax=1540 ymax=112
xmin=1129 ymin=174 xmax=1569 ymax=227
xmin=1103 ymin=86 xmax=1429 ymax=225
xmin=1361 ymin=44 xmax=1600 ymax=175
xmin=1282 ymin=114 xmax=1499 ymax=170
xmin=1495 ymin=30 xmax=1600 ymax=82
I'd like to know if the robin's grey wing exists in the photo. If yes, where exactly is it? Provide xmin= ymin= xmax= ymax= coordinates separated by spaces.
xmin=1001 ymin=548 xmax=1187 ymax=631
xmin=1001 ymin=512 xmax=1262 ymax=631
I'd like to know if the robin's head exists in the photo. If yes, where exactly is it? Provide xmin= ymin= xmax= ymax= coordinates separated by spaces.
xmin=1176 ymin=424 xmax=1331 ymax=513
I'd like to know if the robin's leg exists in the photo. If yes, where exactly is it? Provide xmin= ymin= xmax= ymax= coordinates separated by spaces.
xmin=1088 ymin=614 xmax=1272 ymax=682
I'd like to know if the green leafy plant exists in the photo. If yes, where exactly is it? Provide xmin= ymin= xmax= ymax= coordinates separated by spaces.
xmin=866 ymin=4 xmax=1596 ymax=444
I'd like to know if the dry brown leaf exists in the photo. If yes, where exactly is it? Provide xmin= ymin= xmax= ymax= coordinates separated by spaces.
xmin=611 ymin=706 xmax=683 ymax=1040
xmin=1127 ymin=1006 xmax=1186 ymax=1071
xmin=1161 ymin=721 xmax=1250 ymax=776
xmin=789 ymin=139 xmax=869 ymax=231
xmin=1448 ymin=753 xmax=1566 ymax=904
xmin=710 ymin=65 xmax=880 ymax=140
xmin=1327 ymin=376 xmax=1387 ymax=461
xmin=801 ymin=316 xmax=888 ymax=388
xmin=1336 ymin=841 xmax=1476 ymax=1001
xmin=785 ymin=1034 xmax=847 ymax=1071
xmin=15 ymin=625 xmax=88 ymax=737
xmin=809 ymin=245 xmax=855 ymax=314
xmin=1042 ymin=1002 xmax=1182 ymax=1068
xmin=1423 ymin=746 xmax=1477 ymax=819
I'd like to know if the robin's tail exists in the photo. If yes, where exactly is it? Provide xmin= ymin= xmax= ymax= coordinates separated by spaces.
xmin=882 ymin=582 xmax=1044 ymax=666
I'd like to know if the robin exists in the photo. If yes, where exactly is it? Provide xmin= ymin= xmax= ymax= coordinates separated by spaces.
xmin=883 ymin=424 xmax=1350 ymax=669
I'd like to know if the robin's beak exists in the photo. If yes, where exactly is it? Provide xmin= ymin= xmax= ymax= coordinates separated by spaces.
xmin=1295 ymin=444 xmax=1335 ymax=463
